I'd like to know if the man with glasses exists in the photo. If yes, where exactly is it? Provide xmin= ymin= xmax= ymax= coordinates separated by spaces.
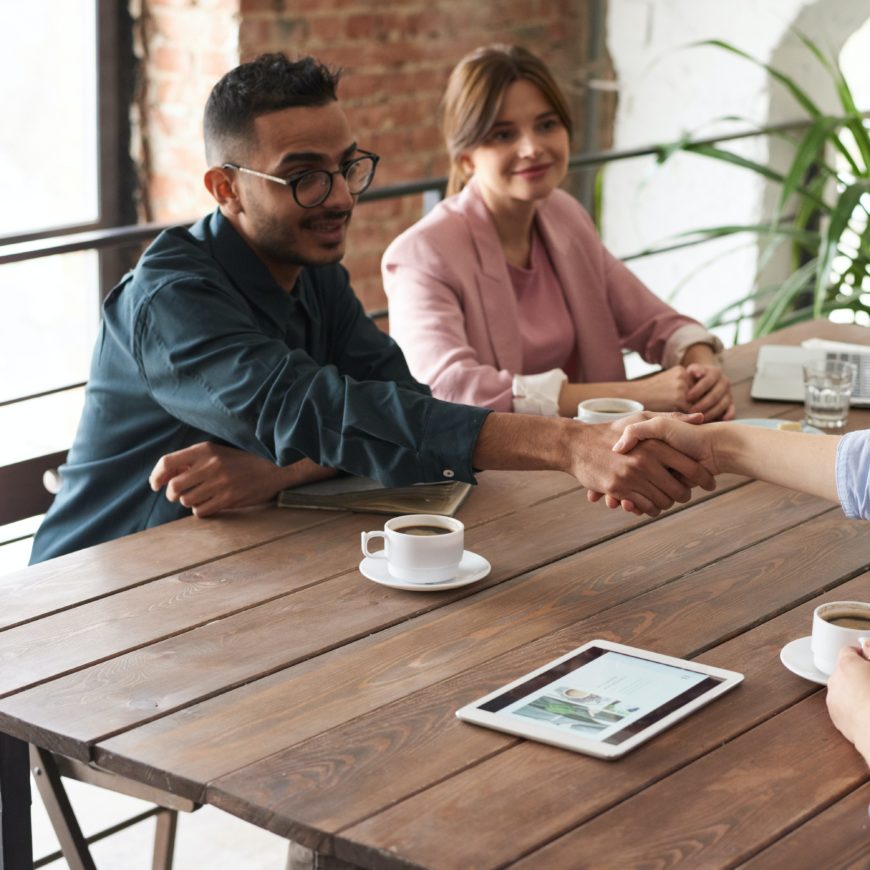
xmin=30 ymin=52 xmax=713 ymax=564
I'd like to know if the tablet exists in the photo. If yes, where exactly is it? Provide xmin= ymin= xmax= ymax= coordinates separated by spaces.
xmin=455 ymin=640 xmax=743 ymax=759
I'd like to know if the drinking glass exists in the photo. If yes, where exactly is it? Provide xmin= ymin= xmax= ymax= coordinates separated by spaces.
xmin=802 ymin=359 xmax=856 ymax=429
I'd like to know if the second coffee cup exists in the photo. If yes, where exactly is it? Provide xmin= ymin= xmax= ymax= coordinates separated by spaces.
xmin=810 ymin=600 xmax=870 ymax=675
xmin=360 ymin=514 xmax=464 ymax=583
xmin=576 ymin=398 xmax=644 ymax=424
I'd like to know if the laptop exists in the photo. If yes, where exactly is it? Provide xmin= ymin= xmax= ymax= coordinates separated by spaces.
xmin=751 ymin=344 xmax=870 ymax=406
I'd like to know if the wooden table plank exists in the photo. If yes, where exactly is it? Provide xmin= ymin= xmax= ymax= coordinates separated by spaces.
xmin=338 ymin=593 xmax=868 ymax=869
xmin=0 ymin=472 xmax=750 ymax=763
xmin=0 ymin=471 xmax=584 ymax=699
xmin=323 ymin=522 xmax=870 ymax=867
xmin=206 ymin=563 xmax=856 ymax=859
xmin=512 ymin=697 xmax=866 ymax=869
xmin=89 ymin=486 xmax=842 ymax=804
xmin=0 ymin=507 xmax=338 ymax=630
xmin=738 ymin=781 xmax=870 ymax=868
xmin=0 ymin=470 xmax=577 ymax=634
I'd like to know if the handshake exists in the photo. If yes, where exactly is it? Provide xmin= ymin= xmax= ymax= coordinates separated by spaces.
xmin=581 ymin=411 xmax=837 ymax=518
xmin=579 ymin=412 xmax=718 ymax=518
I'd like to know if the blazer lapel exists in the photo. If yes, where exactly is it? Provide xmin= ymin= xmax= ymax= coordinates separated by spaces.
xmin=461 ymin=181 xmax=524 ymax=375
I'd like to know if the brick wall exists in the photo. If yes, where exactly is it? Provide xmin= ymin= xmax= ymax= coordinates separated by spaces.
xmin=134 ymin=0 xmax=613 ymax=312
xmin=132 ymin=0 xmax=240 ymax=221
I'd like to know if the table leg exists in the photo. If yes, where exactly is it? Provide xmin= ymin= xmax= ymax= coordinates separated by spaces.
xmin=0 ymin=734 xmax=32 ymax=870
xmin=286 ymin=841 xmax=360 ymax=870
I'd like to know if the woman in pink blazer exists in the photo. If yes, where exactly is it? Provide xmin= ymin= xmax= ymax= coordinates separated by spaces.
xmin=383 ymin=45 xmax=734 ymax=420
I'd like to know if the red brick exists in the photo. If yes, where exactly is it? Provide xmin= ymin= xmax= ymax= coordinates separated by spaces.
xmin=409 ymin=124 xmax=443 ymax=152
xmin=151 ymin=45 xmax=194 ymax=75
xmin=308 ymin=15 xmax=346 ymax=42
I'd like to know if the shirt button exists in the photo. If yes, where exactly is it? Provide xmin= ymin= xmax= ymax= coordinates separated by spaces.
xmin=442 ymin=469 xmax=455 ymax=478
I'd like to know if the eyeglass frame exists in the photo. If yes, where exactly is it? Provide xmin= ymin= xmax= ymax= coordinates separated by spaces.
xmin=222 ymin=149 xmax=380 ymax=209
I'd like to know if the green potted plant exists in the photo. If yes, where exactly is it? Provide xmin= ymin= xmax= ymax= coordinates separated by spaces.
xmin=650 ymin=34 xmax=870 ymax=340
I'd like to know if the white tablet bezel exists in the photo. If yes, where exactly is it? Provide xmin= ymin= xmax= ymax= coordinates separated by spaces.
xmin=455 ymin=640 xmax=744 ymax=759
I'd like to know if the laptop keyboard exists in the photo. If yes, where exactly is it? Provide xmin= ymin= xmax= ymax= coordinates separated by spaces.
xmin=826 ymin=352 xmax=870 ymax=399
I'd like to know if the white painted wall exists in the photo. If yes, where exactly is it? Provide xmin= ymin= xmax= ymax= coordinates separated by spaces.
xmin=603 ymin=0 xmax=870 ymax=357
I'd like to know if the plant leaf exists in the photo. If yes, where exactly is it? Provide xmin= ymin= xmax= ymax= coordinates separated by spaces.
xmin=777 ymin=116 xmax=843 ymax=214
xmin=796 ymin=29 xmax=870 ymax=167
xmin=813 ymin=181 xmax=870 ymax=317
xmin=754 ymin=258 xmax=818 ymax=336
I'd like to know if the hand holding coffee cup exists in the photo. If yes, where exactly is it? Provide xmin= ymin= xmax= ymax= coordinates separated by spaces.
xmin=360 ymin=514 xmax=464 ymax=583
xmin=811 ymin=601 xmax=870 ymax=676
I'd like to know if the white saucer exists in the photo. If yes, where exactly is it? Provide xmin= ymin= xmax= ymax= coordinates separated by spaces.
xmin=734 ymin=418 xmax=823 ymax=435
xmin=780 ymin=636 xmax=828 ymax=685
xmin=359 ymin=550 xmax=491 ymax=592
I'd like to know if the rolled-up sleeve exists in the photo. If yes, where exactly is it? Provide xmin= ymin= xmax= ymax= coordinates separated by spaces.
xmin=836 ymin=430 xmax=870 ymax=519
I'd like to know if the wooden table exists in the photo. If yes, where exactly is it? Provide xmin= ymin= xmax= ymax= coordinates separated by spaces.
xmin=3 ymin=321 xmax=870 ymax=868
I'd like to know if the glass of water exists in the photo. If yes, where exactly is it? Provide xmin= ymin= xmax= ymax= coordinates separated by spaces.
xmin=802 ymin=359 xmax=857 ymax=429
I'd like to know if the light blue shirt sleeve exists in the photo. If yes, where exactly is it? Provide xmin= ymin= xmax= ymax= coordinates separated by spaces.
xmin=835 ymin=430 xmax=870 ymax=519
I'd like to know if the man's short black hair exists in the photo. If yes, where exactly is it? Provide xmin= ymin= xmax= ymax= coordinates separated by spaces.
xmin=204 ymin=53 xmax=342 ymax=165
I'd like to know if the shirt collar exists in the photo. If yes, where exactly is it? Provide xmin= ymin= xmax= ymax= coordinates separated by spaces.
xmin=193 ymin=209 xmax=316 ymax=327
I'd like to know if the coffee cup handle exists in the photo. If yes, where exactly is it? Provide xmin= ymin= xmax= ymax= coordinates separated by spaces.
xmin=361 ymin=531 xmax=388 ymax=559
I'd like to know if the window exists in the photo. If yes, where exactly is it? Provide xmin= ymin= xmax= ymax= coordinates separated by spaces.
xmin=0 ymin=0 xmax=135 ymax=562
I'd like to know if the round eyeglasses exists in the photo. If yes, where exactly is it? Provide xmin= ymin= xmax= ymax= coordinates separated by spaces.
xmin=222 ymin=150 xmax=379 ymax=208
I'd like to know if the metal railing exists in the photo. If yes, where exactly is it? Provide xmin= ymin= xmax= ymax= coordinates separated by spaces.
xmin=0 ymin=117 xmax=810 ymax=268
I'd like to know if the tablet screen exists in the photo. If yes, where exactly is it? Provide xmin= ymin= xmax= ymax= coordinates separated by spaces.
xmin=476 ymin=645 xmax=726 ymax=746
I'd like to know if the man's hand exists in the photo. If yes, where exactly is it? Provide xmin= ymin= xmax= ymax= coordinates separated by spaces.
xmin=571 ymin=413 xmax=715 ymax=517
xmin=471 ymin=411 xmax=715 ymax=519
xmin=826 ymin=641 xmax=870 ymax=767
xmin=587 ymin=413 xmax=715 ymax=514
xmin=149 ymin=442 xmax=335 ymax=517
xmin=612 ymin=415 xmax=720 ymax=474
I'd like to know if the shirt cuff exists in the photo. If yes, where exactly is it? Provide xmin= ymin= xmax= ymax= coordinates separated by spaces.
xmin=836 ymin=430 xmax=869 ymax=519
xmin=512 ymin=369 xmax=568 ymax=416
xmin=663 ymin=324 xmax=724 ymax=369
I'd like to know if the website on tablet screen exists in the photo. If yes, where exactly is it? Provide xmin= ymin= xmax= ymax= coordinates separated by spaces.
xmin=480 ymin=648 xmax=723 ymax=745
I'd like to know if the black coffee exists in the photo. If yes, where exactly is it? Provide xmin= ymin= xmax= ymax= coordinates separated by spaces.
xmin=822 ymin=612 xmax=870 ymax=630
xmin=396 ymin=524 xmax=452 ymax=536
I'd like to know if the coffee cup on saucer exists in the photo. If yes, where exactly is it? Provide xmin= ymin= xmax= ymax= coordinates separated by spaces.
xmin=810 ymin=601 xmax=870 ymax=676
xmin=360 ymin=514 xmax=464 ymax=583
xmin=576 ymin=398 xmax=644 ymax=424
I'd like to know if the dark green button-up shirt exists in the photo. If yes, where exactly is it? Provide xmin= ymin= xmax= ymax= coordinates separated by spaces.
xmin=31 ymin=210 xmax=489 ymax=562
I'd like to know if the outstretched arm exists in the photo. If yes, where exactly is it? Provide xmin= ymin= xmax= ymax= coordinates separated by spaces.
xmin=472 ymin=412 xmax=715 ymax=518
xmin=612 ymin=418 xmax=840 ymax=502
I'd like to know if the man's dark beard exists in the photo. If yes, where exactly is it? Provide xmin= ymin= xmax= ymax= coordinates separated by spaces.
xmin=257 ymin=208 xmax=353 ymax=266
xmin=299 ymin=208 xmax=352 ymax=233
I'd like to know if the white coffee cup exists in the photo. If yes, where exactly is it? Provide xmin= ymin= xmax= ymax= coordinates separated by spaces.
xmin=360 ymin=514 xmax=464 ymax=582
xmin=576 ymin=398 xmax=644 ymax=424
xmin=810 ymin=600 xmax=870 ymax=675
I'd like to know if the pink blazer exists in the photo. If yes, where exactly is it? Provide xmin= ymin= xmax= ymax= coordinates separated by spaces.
xmin=382 ymin=179 xmax=703 ymax=410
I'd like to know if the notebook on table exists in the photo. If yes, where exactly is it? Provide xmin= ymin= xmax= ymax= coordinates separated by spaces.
xmin=277 ymin=476 xmax=472 ymax=516
xmin=750 ymin=341 xmax=870 ymax=406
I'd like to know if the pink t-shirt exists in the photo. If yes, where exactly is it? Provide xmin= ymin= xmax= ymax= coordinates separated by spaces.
xmin=506 ymin=229 xmax=577 ymax=376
